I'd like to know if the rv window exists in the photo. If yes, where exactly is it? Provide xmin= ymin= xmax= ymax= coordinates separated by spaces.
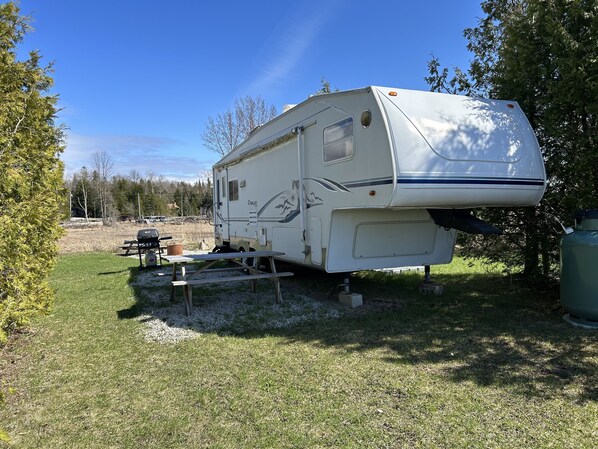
xmin=221 ymin=178 xmax=226 ymax=198
xmin=323 ymin=117 xmax=353 ymax=163
xmin=228 ymin=179 xmax=239 ymax=201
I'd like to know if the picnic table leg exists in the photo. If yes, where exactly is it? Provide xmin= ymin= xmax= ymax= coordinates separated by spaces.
xmin=241 ymin=257 xmax=258 ymax=292
xmin=251 ymin=257 xmax=259 ymax=292
xmin=170 ymin=262 xmax=188 ymax=302
xmin=268 ymin=257 xmax=283 ymax=303
xmin=273 ymin=278 xmax=283 ymax=303
xmin=184 ymin=284 xmax=192 ymax=316
xmin=249 ymin=259 xmax=257 ymax=292
xmin=170 ymin=262 xmax=178 ymax=302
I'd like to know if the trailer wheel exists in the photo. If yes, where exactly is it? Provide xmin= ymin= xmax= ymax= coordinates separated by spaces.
xmin=239 ymin=248 xmax=255 ymax=271
xmin=212 ymin=243 xmax=232 ymax=254
xmin=248 ymin=248 xmax=256 ymax=269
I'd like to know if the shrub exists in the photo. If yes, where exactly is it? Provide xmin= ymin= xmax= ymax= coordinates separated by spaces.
xmin=0 ymin=2 xmax=65 ymax=344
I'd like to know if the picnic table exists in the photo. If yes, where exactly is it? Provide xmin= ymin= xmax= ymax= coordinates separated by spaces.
xmin=120 ymin=240 xmax=138 ymax=255
xmin=162 ymin=251 xmax=293 ymax=316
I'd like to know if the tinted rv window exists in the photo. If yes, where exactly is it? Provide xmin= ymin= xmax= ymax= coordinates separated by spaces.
xmin=323 ymin=117 xmax=353 ymax=163
xmin=228 ymin=179 xmax=239 ymax=201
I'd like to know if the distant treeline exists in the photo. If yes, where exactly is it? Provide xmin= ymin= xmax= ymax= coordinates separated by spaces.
xmin=66 ymin=167 xmax=213 ymax=221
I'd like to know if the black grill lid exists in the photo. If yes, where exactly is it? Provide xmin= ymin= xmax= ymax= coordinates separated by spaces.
xmin=137 ymin=228 xmax=160 ymax=240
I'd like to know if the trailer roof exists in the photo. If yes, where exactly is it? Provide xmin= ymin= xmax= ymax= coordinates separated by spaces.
xmin=212 ymin=86 xmax=530 ymax=171
xmin=213 ymin=86 xmax=373 ymax=169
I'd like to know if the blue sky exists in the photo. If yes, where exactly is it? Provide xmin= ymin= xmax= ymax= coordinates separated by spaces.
xmin=17 ymin=0 xmax=482 ymax=181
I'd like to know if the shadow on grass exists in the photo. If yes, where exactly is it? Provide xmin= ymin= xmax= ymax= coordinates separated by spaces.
xmin=118 ymin=261 xmax=597 ymax=404
xmin=99 ymin=269 xmax=131 ymax=276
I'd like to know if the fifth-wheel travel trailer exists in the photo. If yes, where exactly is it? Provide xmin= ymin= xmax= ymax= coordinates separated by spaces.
xmin=212 ymin=86 xmax=546 ymax=273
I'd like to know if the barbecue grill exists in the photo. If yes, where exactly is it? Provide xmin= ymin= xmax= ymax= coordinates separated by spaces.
xmin=136 ymin=228 xmax=172 ymax=269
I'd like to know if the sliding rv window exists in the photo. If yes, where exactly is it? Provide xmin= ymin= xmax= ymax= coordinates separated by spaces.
xmin=228 ymin=179 xmax=239 ymax=201
xmin=323 ymin=117 xmax=353 ymax=163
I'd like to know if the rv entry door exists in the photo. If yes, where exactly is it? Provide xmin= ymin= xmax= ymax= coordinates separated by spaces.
xmin=215 ymin=170 xmax=230 ymax=240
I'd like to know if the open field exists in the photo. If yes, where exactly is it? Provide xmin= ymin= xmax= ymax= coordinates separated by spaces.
xmin=58 ymin=220 xmax=215 ymax=254
xmin=1 ymin=251 xmax=596 ymax=448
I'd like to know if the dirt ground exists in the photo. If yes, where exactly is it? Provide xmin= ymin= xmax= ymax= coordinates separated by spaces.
xmin=58 ymin=220 xmax=215 ymax=254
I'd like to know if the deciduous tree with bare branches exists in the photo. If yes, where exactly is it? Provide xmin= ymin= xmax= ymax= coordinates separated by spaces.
xmin=202 ymin=96 xmax=277 ymax=156
xmin=91 ymin=151 xmax=114 ymax=220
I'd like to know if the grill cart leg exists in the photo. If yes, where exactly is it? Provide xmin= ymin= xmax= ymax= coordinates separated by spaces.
xmin=157 ymin=246 xmax=163 ymax=266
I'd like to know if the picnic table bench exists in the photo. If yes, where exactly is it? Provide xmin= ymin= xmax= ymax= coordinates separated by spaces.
xmin=119 ymin=240 xmax=138 ymax=255
xmin=163 ymin=251 xmax=293 ymax=316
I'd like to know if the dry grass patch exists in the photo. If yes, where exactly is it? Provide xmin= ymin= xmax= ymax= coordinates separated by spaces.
xmin=58 ymin=221 xmax=215 ymax=254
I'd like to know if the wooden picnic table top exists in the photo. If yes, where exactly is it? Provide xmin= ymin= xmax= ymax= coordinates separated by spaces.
xmin=162 ymin=250 xmax=285 ymax=264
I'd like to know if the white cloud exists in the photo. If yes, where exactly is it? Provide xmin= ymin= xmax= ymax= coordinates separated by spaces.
xmin=245 ymin=1 xmax=338 ymax=97
xmin=62 ymin=133 xmax=217 ymax=182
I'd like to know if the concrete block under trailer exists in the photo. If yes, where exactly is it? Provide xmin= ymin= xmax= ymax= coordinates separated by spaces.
xmin=212 ymin=86 xmax=546 ymax=274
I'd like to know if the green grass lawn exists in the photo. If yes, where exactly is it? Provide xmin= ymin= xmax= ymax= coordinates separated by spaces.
xmin=1 ymin=253 xmax=596 ymax=448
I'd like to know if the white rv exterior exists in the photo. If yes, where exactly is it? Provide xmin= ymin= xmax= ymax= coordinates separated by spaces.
xmin=212 ymin=86 xmax=546 ymax=273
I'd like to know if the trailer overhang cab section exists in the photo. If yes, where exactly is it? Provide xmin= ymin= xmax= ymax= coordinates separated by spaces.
xmin=373 ymin=87 xmax=546 ymax=209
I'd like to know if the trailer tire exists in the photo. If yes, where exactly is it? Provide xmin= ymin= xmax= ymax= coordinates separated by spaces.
xmin=239 ymin=248 xmax=255 ymax=272
xmin=212 ymin=244 xmax=232 ymax=254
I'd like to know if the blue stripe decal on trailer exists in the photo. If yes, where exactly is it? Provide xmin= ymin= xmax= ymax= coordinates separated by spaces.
xmin=396 ymin=177 xmax=545 ymax=186
xmin=342 ymin=177 xmax=544 ymax=189
xmin=343 ymin=178 xmax=394 ymax=188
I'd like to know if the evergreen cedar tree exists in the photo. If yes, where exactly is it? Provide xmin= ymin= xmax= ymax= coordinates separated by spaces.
xmin=70 ymin=170 xmax=213 ymax=220
xmin=0 ymin=3 xmax=65 ymax=344
xmin=426 ymin=0 xmax=597 ymax=279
